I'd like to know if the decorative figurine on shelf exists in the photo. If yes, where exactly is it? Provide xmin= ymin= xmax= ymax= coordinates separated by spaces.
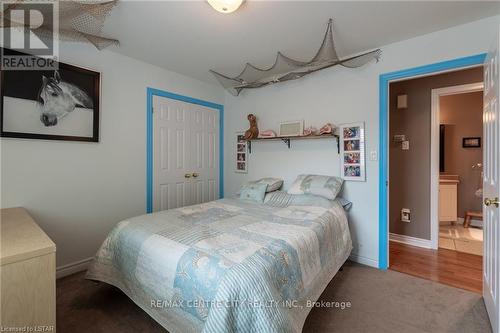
xmin=258 ymin=130 xmax=277 ymax=138
xmin=244 ymin=114 xmax=259 ymax=140
xmin=319 ymin=123 xmax=333 ymax=135
xmin=303 ymin=126 xmax=318 ymax=136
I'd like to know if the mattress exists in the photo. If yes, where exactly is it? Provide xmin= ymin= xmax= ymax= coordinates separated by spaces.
xmin=86 ymin=197 xmax=352 ymax=333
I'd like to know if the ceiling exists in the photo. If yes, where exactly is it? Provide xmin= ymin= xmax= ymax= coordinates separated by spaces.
xmin=101 ymin=1 xmax=500 ymax=84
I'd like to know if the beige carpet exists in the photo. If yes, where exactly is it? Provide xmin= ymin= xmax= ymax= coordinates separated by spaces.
xmin=57 ymin=261 xmax=491 ymax=333
xmin=439 ymin=224 xmax=483 ymax=256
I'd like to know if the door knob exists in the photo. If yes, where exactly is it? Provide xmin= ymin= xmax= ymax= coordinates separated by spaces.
xmin=484 ymin=197 xmax=499 ymax=207
xmin=184 ymin=173 xmax=192 ymax=178
xmin=192 ymin=173 xmax=199 ymax=178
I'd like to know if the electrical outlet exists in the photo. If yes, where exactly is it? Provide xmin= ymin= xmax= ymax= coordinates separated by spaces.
xmin=402 ymin=140 xmax=410 ymax=150
xmin=401 ymin=208 xmax=411 ymax=223
xmin=370 ymin=150 xmax=378 ymax=161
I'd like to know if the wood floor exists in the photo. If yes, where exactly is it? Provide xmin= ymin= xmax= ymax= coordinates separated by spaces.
xmin=389 ymin=241 xmax=483 ymax=294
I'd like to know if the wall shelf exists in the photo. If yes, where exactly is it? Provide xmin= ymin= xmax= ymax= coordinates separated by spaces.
xmin=247 ymin=134 xmax=339 ymax=153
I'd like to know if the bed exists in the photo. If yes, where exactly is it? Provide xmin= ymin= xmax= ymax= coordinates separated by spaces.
xmin=86 ymin=191 xmax=352 ymax=333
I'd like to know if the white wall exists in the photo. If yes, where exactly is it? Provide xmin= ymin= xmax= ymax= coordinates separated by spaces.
xmin=224 ymin=16 xmax=500 ymax=267
xmin=1 ymin=42 xmax=224 ymax=270
xmin=2 ymin=15 xmax=498 ymax=272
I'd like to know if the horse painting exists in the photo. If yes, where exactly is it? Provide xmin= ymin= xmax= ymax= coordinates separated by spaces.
xmin=37 ymin=71 xmax=94 ymax=127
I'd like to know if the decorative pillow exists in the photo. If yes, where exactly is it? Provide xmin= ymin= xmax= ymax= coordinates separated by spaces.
xmin=287 ymin=174 xmax=344 ymax=200
xmin=249 ymin=177 xmax=284 ymax=192
xmin=239 ymin=183 xmax=268 ymax=203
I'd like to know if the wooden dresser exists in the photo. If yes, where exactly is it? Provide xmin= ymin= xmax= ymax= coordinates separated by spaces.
xmin=1 ymin=207 xmax=56 ymax=332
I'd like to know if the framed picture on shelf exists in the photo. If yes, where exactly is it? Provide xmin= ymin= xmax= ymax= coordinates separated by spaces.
xmin=340 ymin=122 xmax=365 ymax=181
xmin=279 ymin=120 xmax=303 ymax=137
xmin=235 ymin=133 xmax=248 ymax=173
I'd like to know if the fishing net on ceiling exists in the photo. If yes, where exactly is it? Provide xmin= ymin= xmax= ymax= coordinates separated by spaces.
xmin=0 ymin=0 xmax=119 ymax=50
xmin=210 ymin=19 xmax=382 ymax=96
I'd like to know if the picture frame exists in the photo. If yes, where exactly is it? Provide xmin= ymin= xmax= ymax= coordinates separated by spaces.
xmin=235 ymin=132 xmax=248 ymax=173
xmin=339 ymin=122 xmax=366 ymax=181
xmin=462 ymin=137 xmax=481 ymax=148
xmin=0 ymin=48 xmax=100 ymax=142
xmin=279 ymin=120 xmax=304 ymax=137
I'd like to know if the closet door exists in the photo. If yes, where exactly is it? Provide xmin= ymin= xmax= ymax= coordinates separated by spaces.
xmin=153 ymin=95 xmax=219 ymax=212
xmin=153 ymin=96 xmax=191 ymax=211
xmin=189 ymin=104 xmax=219 ymax=205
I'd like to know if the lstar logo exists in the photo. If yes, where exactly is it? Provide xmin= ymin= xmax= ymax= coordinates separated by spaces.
xmin=1 ymin=0 xmax=59 ymax=70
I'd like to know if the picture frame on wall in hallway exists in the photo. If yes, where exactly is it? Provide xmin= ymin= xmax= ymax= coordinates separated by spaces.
xmin=0 ymin=48 xmax=100 ymax=142
xmin=340 ymin=122 xmax=366 ymax=181
xmin=462 ymin=137 xmax=481 ymax=148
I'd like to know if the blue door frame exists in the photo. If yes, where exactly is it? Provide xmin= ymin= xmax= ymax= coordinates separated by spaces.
xmin=146 ymin=87 xmax=224 ymax=213
xmin=378 ymin=53 xmax=486 ymax=269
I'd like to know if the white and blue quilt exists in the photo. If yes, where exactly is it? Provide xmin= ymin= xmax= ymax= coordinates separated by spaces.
xmin=86 ymin=194 xmax=352 ymax=333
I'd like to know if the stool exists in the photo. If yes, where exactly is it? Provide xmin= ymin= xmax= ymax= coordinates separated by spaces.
xmin=464 ymin=211 xmax=482 ymax=228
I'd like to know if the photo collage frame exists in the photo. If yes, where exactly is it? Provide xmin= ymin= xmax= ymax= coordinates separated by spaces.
xmin=340 ymin=122 xmax=366 ymax=181
xmin=235 ymin=133 xmax=248 ymax=173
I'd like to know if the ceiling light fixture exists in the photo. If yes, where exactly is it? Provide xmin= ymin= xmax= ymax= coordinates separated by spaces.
xmin=207 ymin=0 xmax=243 ymax=14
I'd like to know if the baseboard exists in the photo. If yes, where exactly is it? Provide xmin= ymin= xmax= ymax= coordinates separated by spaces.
xmin=349 ymin=253 xmax=378 ymax=268
xmin=389 ymin=233 xmax=432 ymax=249
xmin=56 ymin=257 xmax=93 ymax=279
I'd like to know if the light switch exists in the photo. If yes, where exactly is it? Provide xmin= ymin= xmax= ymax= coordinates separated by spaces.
xmin=402 ymin=141 xmax=410 ymax=150
xmin=393 ymin=134 xmax=406 ymax=143
xmin=369 ymin=150 xmax=378 ymax=161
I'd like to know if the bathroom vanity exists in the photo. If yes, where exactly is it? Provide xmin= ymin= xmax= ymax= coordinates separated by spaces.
xmin=439 ymin=175 xmax=459 ymax=223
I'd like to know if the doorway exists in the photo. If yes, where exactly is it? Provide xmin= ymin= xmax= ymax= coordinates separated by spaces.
xmin=432 ymin=83 xmax=484 ymax=257
xmin=385 ymin=66 xmax=484 ymax=293
xmin=378 ymin=54 xmax=487 ymax=270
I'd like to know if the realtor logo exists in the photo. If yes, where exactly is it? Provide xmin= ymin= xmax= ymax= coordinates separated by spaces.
xmin=1 ymin=0 xmax=59 ymax=70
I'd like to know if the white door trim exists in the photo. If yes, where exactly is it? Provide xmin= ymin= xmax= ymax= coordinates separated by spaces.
xmin=430 ymin=82 xmax=484 ymax=249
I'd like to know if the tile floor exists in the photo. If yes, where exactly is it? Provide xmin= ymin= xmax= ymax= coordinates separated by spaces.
xmin=439 ymin=223 xmax=483 ymax=256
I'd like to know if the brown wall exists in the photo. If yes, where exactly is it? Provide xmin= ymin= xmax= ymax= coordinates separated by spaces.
xmin=389 ymin=67 xmax=483 ymax=240
xmin=440 ymin=91 xmax=483 ymax=217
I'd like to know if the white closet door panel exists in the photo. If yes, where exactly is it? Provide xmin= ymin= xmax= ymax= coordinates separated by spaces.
xmin=153 ymin=96 xmax=191 ymax=211
xmin=153 ymin=96 xmax=219 ymax=212
xmin=189 ymin=104 xmax=219 ymax=205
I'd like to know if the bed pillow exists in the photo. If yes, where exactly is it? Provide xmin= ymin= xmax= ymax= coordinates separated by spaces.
xmin=264 ymin=191 xmax=352 ymax=211
xmin=249 ymin=177 xmax=283 ymax=192
xmin=264 ymin=191 xmax=334 ymax=208
xmin=336 ymin=197 xmax=352 ymax=211
xmin=287 ymin=174 xmax=344 ymax=200
xmin=239 ymin=183 xmax=268 ymax=203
